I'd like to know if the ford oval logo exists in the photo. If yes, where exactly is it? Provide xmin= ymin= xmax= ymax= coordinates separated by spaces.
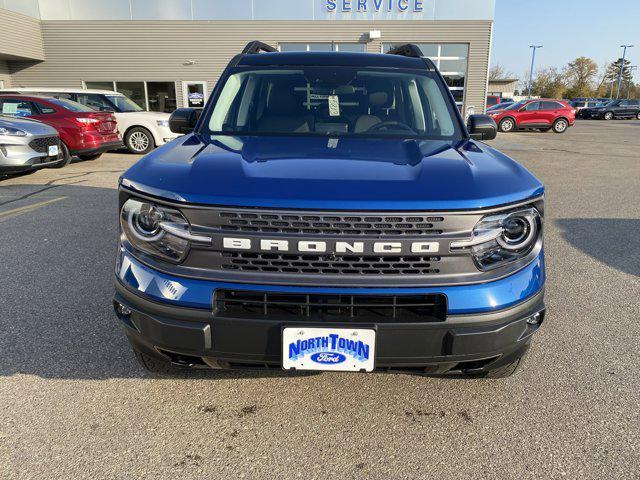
xmin=311 ymin=352 xmax=346 ymax=364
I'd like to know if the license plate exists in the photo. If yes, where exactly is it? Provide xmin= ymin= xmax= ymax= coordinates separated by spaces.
xmin=48 ymin=145 xmax=59 ymax=157
xmin=282 ymin=327 xmax=375 ymax=372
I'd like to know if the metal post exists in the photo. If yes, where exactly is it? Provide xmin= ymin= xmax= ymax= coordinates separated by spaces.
xmin=627 ymin=66 xmax=637 ymax=99
xmin=616 ymin=45 xmax=633 ymax=99
xmin=527 ymin=45 xmax=542 ymax=98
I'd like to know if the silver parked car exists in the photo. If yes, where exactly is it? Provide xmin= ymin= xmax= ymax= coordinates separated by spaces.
xmin=0 ymin=115 xmax=63 ymax=175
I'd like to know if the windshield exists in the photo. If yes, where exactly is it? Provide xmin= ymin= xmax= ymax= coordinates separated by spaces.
xmin=106 ymin=94 xmax=143 ymax=112
xmin=48 ymin=97 xmax=95 ymax=112
xmin=603 ymin=100 xmax=619 ymax=107
xmin=203 ymin=67 xmax=462 ymax=140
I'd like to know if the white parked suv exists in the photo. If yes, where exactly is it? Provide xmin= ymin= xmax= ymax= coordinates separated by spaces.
xmin=0 ymin=88 xmax=180 ymax=154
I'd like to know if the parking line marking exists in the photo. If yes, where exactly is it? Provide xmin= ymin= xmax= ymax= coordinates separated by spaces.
xmin=0 ymin=196 xmax=67 ymax=221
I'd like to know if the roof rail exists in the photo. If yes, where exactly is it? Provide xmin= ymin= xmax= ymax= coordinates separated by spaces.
xmin=242 ymin=41 xmax=278 ymax=55
xmin=387 ymin=43 xmax=436 ymax=70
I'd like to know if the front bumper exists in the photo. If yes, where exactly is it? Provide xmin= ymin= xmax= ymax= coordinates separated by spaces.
xmin=155 ymin=125 xmax=180 ymax=146
xmin=114 ymin=250 xmax=545 ymax=373
xmin=0 ymin=139 xmax=62 ymax=173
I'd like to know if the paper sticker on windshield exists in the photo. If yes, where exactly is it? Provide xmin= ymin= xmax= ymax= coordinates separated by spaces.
xmin=2 ymin=103 xmax=18 ymax=115
xmin=328 ymin=95 xmax=340 ymax=117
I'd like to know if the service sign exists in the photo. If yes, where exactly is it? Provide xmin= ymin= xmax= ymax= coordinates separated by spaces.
xmin=282 ymin=327 xmax=376 ymax=372
xmin=326 ymin=0 xmax=425 ymax=13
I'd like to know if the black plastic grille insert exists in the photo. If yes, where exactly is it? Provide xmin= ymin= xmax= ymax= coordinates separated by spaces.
xmin=216 ymin=211 xmax=445 ymax=236
xmin=221 ymin=252 xmax=441 ymax=275
xmin=28 ymin=136 xmax=59 ymax=153
xmin=214 ymin=290 xmax=447 ymax=322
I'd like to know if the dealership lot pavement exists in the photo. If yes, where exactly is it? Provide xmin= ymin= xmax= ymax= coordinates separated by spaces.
xmin=1 ymin=121 xmax=639 ymax=480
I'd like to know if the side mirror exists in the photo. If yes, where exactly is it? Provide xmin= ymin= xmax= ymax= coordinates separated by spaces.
xmin=467 ymin=114 xmax=497 ymax=141
xmin=169 ymin=108 xmax=200 ymax=134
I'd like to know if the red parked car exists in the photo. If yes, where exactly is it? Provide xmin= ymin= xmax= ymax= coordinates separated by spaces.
xmin=0 ymin=94 xmax=123 ymax=165
xmin=488 ymin=98 xmax=576 ymax=134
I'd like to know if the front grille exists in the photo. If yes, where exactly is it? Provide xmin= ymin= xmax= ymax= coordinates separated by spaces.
xmin=214 ymin=290 xmax=447 ymax=322
xmin=221 ymin=252 xmax=441 ymax=275
xmin=29 ymin=136 xmax=59 ymax=153
xmin=216 ymin=211 xmax=445 ymax=236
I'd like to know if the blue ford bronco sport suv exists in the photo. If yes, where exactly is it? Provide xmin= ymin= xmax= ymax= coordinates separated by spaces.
xmin=114 ymin=42 xmax=545 ymax=378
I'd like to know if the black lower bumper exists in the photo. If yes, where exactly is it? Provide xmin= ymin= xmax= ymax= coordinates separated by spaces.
xmin=72 ymin=141 xmax=124 ymax=156
xmin=114 ymin=280 xmax=545 ymax=374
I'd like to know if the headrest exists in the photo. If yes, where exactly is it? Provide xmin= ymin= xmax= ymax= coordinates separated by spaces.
xmin=267 ymin=85 xmax=299 ymax=115
xmin=368 ymin=80 xmax=394 ymax=109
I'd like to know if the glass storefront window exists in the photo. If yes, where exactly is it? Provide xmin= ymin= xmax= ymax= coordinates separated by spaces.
xmin=115 ymin=82 xmax=146 ymax=109
xmin=147 ymin=81 xmax=177 ymax=112
xmin=443 ymin=74 xmax=465 ymax=88
xmin=439 ymin=59 xmax=467 ymax=73
xmin=279 ymin=43 xmax=365 ymax=52
xmin=308 ymin=43 xmax=333 ymax=52
xmin=336 ymin=43 xmax=366 ymax=52
xmin=85 ymin=81 xmax=115 ymax=91
xmin=440 ymin=44 xmax=469 ymax=58
xmin=383 ymin=43 xmax=468 ymax=107
xmin=279 ymin=43 xmax=308 ymax=52
xmin=82 ymin=81 xmax=179 ymax=111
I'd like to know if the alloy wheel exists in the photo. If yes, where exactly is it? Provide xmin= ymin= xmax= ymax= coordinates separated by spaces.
xmin=554 ymin=120 xmax=567 ymax=133
xmin=129 ymin=131 xmax=150 ymax=152
xmin=500 ymin=119 xmax=514 ymax=132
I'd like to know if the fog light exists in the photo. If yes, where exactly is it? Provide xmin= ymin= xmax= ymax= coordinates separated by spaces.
xmin=116 ymin=303 xmax=132 ymax=317
xmin=526 ymin=312 xmax=541 ymax=325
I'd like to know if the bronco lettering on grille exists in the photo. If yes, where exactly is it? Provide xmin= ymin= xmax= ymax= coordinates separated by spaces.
xmin=222 ymin=237 xmax=439 ymax=254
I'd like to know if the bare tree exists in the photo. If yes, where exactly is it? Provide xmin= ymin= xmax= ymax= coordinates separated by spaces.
xmin=489 ymin=64 xmax=514 ymax=81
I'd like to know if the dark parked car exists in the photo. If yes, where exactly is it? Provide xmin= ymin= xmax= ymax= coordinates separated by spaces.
xmin=580 ymin=99 xmax=640 ymax=120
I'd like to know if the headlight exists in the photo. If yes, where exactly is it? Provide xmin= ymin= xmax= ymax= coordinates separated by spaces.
xmin=156 ymin=119 xmax=169 ymax=127
xmin=120 ymin=198 xmax=192 ymax=263
xmin=451 ymin=206 xmax=542 ymax=271
xmin=0 ymin=126 xmax=27 ymax=136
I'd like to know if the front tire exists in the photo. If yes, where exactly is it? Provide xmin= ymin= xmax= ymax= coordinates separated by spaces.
xmin=603 ymin=111 xmax=614 ymax=120
xmin=636 ymin=112 xmax=640 ymax=120
xmin=125 ymin=127 xmax=155 ymax=154
xmin=498 ymin=118 xmax=515 ymax=133
xmin=483 ymin=352 xmax=528 ymax=378
xmin=51 ymin=142 xmax=71 ymax=168
xmin=132 ymin=347 xmax=176 ymax=375
xmin=552 ymin=118 xmax=569 ymax=134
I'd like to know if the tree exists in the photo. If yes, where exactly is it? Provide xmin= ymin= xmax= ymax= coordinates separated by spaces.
xmin=489 ymin=64 xmax=514 ymax=81
xmin=564 ymin=57 xmax=598 ymax=98
xmin=603 ymin=58 xmax=634 ymax=98
xmin=531 ymin=67 xmax=567 ymax=98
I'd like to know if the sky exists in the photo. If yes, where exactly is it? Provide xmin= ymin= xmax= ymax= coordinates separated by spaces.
xmin=492 ymin=0 xmax=640 ymax=82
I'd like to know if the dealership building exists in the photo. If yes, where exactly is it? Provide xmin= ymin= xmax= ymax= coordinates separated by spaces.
xmin=0 ymin=0 xmax=495 ymax=114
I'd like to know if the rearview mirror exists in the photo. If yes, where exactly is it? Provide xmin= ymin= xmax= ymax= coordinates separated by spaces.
xmin=169 ymin=108 xmax=200 ymax=134
xmin=467 ymin=114 xmax=497 ymax=141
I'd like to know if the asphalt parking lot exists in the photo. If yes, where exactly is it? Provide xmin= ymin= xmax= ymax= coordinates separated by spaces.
xmin=1 ymin=120 xmax=639 ymax=480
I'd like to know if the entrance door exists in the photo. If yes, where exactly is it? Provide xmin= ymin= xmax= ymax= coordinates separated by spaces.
xmin=182 ymin=81 xmax=207 ymax=109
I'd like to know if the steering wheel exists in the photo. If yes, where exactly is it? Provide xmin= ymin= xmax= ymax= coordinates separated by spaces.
xmin=367 ymin=121 xmax=416 ymax=134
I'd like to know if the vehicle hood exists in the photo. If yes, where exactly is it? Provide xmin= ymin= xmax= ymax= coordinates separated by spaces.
xmin=0 ymin=115 xmax=58 ymax=136
xmin=121 ymin=134 xmax=544 ymax=210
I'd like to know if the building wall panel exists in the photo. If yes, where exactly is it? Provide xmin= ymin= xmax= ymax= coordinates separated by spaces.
xmin=9 ymin=20 xmax=491 ymax=110
xmin=0 ymin=8 xmax=45 ymax=61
